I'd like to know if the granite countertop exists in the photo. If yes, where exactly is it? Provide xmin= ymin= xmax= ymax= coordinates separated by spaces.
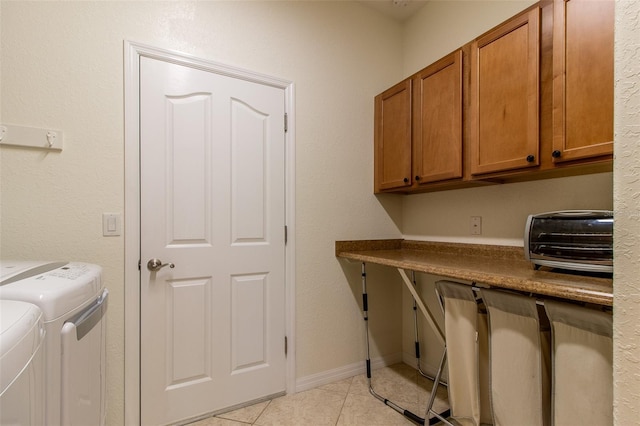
xmin=335 ymin=239 xmax=613 ymax=306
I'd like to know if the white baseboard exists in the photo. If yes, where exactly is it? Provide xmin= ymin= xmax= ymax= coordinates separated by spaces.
xmin=295 ymin=352 xmax=403 ymax=393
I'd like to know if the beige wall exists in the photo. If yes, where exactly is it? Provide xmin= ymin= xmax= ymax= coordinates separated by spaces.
xmin=613 ymin=0 xmax=640 ymax=423
xmin=0 ymin=2 xmax=405 ymax=423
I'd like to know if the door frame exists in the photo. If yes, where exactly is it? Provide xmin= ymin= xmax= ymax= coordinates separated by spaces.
xmin=123 ymin=40 xmax=296 ymax=425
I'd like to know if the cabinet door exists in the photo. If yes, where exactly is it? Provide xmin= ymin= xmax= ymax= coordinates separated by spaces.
xmin=413 ymin=50 xmax=463 ymax=184
xmin=374 ymin=79 xmax=412 ymax=191
xmin=552 ymin=0 xmax=614 ymax=163
xmin=470 ymin=8 xmax=540 ymax=176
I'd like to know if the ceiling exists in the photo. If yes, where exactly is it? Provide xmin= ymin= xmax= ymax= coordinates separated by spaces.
xmin=358 ymin=0 xmax=430 ymax=22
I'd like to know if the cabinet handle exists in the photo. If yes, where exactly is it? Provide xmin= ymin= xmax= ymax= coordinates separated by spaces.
xmin=403 ymin=177 xmax=409 ymax=183
xmin=552 ymin=150 xmax=562 ymax=158
xmin=526 ymin=155 xmax=535 ymax=163
xmin=415 ymin=176 xmax=420 ymax=181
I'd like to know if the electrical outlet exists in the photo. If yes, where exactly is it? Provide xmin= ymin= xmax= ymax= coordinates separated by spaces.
xmin=470 ymin=216 xmax=482 ymax=235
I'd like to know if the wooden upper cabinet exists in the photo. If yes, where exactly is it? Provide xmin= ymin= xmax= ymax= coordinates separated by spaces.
xmin=470 ymin=7 xmax=541 ymax=176
xmin=374 ymin=79 xmax=412 ymax=192
xmin=552 ymin=0 xmax=614 ymax=163
xmin=413 ymin=50 xmax=463 ymax=184
xmin=372 ymin=1 xmax=613 ymax=194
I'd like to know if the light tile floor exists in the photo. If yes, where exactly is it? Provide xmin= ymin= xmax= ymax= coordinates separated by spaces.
xmin=189 ymin=364 xmax=450 ymax=426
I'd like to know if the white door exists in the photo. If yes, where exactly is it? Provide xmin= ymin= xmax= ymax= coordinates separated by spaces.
xmin=139 ymin=56 xmax=286 ymax=426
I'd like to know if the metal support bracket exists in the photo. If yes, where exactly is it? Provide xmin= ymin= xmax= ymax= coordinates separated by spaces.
xmin=397 ymin=268 xmax=445 ymax=346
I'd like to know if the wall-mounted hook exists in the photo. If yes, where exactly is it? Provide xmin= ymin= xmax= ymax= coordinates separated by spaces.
xmin=46 ymin=131 xmax=57 ymax=148
xmin=0 ymin=124 xmax=63 ymax=150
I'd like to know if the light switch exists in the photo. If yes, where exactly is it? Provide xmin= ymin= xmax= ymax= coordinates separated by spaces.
xmin=102 ymin=213 xmax=121 ymax=236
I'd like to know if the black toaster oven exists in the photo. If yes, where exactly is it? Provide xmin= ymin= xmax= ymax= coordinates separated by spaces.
xmin=525 ymin=210 xmax=613 ymax=273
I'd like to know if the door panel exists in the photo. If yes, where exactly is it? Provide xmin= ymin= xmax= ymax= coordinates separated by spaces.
xmin=231 ymin=273 xmax=267 ymax=371
xmin=374 ymin=79 xmax=412 ymax=191
xmin=552 ymin=0 xmax=614 ymax=162
xmin=168 ymin=94 xmax=213 ymax=243
xmin=470 ymin=8 xmax=540 ymax=175
xmin=140 ymin=56 xmax=286 ymax=426
xmin=231 ymin=99 xmax=269 ymax=243
xmin=413 ymin=49 xmax=463 ymax=184
xmin=166 ymin=278 xmax=212 ymax=388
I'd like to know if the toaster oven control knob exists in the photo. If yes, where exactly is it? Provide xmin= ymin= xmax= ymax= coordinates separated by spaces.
xmin=552 ymin=150 xmax=562 ymax=158
xmin=526 ymin=154 xmax=535 ymax=163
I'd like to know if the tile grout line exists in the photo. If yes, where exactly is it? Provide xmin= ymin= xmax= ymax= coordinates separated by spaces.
xmin=333 ymin=377 xmax=354 ymax=426
xmin=250 ymin=399 xmax=271 ymax=425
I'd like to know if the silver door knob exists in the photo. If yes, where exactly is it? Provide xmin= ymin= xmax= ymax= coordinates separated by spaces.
xmin=147 ymin=258 xmax=175 ymax=272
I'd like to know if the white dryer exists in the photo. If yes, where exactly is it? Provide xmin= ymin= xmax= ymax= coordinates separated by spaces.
xmin=0 ymin=260 xmax=108 ymax=426
xmin=0 ymin=299 xmax=46 ymax=425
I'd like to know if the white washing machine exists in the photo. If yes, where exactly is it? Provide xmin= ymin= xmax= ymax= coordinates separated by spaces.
xmin=0 ymin=261 xmax=108 ymax=426
xmin=0 ymin=299 xmax=46 ymax=425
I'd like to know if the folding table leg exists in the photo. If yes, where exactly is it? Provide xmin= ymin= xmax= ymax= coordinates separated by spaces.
xmin=411 ymin=271 xmax=448 ymax=387
xmin=360 ymin=263 xmax=452 ymax=425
